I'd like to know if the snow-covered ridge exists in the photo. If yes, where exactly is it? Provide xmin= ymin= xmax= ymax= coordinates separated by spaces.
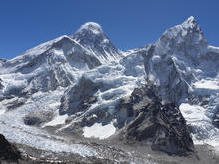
xmin=10 ymin=35 xmax=70 ymax=62
xmin=0 ymin=35 xmax=104 ymax=94
xmin=208 ymin=45 xmax=219 ymax=54
xmin=4 ymin=35 xmax=99 ymax=65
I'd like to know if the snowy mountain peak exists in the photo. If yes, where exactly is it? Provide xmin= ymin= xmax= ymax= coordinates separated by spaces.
xmin=77 ymin=22 xmax=103 ymax=35
xmin=184 ymin=16 xmax=197 ymax=25
xmin=72 ymin=22 xmax=106 ymax=42
xmin=144 ymin=16 xmax=217 ymax=105
xmin=71 ymin=22 xmax=123 ymax=64
xmin=155 ymin=16 xmax=208 ymax=57
xmin=181 ymin=16 xmax=203 ymax=33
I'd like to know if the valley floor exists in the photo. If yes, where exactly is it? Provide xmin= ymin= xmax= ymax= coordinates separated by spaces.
xmin=1 ymin=138 xmax=219 ymax=164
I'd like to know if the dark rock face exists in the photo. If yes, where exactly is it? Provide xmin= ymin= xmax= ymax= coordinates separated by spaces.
xmin=0 ymin=79 xmax=4 ymax=101
xmin=6 ymin=97 xmax=26 ymax=111
xmin=0 ymin=58 xmax=7 ymax=65
xmin=213 ymin=112 xmax=219 ymax=128
xmin=59 ymin=76 xmax=101 ymax=115
xmin=24 ymin=110 xmax=54 ymax=126
xmin=118 ymin=84 xmax=194 ymax=155
xmin=24 ymin=116 xmax=42 ymax=126
xmin=0 ymin=134 xmax=21 ymax=161
xmin=0 ymin=78 xmax=3 ymax=90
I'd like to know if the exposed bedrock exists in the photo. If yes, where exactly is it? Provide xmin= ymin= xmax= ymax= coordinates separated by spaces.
xmin=0 ymin=134 xmax=21 ymax=161
xmin=59 ymin=76 xmax=101 ymax=115
xmin=118 ymin=84 xmax=194 ymax=155
xmin=23 ymin=110 xmax=54 ymax=126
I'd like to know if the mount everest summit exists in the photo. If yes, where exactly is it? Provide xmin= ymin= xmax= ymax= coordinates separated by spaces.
xmin=0 ymin=17 xmax=219 ymax=163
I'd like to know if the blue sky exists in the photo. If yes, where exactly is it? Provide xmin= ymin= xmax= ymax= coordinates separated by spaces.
xmin=1 ymin=0 xmax=219 ymax=59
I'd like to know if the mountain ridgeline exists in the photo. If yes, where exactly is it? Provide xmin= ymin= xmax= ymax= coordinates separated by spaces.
xmin=0 ymin=17 xmax=219 ymax=163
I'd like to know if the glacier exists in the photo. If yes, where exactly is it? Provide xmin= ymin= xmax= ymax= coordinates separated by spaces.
xmin=0 ymin=17 xmax=219 ymax=160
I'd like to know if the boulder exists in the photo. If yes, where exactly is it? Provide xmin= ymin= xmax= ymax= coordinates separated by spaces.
xmin=24 ymin=110 xmax=54 ymax=126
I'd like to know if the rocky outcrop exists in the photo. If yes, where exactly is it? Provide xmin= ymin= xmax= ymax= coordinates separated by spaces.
xmin=0 ymin=134 xmax=21 ymax=161
xmin=0 ymin=58 xmax=7 ymax=62
xmin=59 ymin=76 xmax=101 ymax=115
xmin=5 ymin=97 xmax=26 ymax=110
xmin=0 ymin=78 xmax=3 ymax=90
xmin=118 ymin=84 xmax=194 ymax=155
xmin=0 ymin=58 xmax=7 ymax=67
xmin=24 ymin=110 xmax=54 ymax=126
xmin=213 ymin=107 xmax=219 ymax=128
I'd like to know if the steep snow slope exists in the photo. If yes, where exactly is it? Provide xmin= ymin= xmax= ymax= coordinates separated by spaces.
xmin=143 ymin=16 xmax=219 ymax=148
xmin=0 ymin=35 xmax=103 ymax=96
